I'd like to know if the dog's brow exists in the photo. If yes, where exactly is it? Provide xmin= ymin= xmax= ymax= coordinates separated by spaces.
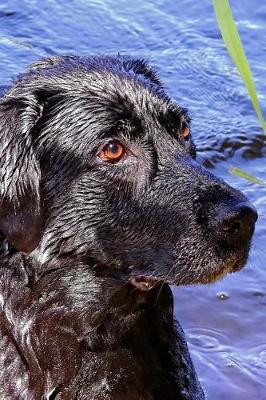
xmin=94 ymin=117 xmax=146 ymax=142
xmin=157 ymin=106 xmax=190 ymax=137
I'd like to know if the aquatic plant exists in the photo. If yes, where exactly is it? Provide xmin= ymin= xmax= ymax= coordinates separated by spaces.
xmin=230 ymin=167 xmax=266 ymax=187
xmin=213 ymin=0 xmax=266 ymax=185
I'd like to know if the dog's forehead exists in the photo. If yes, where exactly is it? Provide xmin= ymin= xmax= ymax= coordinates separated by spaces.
xmin=10 ymin=56 xmax=189 ymax=153
xmin=86 ymin=71 xmax=175 ymax=119
xmin=22 ymin=56 xmax=183 ymax=122
xmin=60 ymin=72 xmax=186 ymax=137
xmin=7 ymin=56 xmax=189 ymax=141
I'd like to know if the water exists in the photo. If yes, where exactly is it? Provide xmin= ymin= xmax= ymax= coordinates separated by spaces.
xmin=0 ymin=0 xmax=265 ymax=398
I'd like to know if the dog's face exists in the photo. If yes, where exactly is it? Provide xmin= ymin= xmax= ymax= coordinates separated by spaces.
xmin=0 ymin=56 xmax=257 ymax=288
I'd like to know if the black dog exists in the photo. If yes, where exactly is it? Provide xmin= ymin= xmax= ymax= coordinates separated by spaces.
xmin=0 ymin=56 xmax=257 ymax=399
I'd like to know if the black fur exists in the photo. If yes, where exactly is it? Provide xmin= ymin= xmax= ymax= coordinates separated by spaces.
xmin=0 ymin=55 xmax=257 ymax=399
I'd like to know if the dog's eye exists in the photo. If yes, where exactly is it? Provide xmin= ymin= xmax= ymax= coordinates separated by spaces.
xmin=182 ymin=125 xmax=190 ymax=140
xmin=99 ymin=141 xmax=126 ymax=163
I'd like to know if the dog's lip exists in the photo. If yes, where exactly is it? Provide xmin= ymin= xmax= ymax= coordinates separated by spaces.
xmin=230 ymin=259 xmax=246 ymax=273
xmin=127 ymin=249 xmax=249 ymax=288
xmin=129 ymin=275 xmax=161 ymax=291
xmin=203 ymin=258 xmax=247 ymax=284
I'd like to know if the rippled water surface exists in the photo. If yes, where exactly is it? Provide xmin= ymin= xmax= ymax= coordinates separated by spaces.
xmin=1 ymin=0 xmax=266 ymax=398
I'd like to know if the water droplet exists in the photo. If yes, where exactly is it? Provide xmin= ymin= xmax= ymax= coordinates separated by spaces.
xmin=217 ymin=292 xmax=229 ymax=300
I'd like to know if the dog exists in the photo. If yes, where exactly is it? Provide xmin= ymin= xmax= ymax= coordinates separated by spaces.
xmin=0 ymin=56 xmax=257 ymax=399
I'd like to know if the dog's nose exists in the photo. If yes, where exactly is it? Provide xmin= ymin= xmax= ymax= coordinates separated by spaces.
xmin=220 ymin=202 xmax=258 ymax=244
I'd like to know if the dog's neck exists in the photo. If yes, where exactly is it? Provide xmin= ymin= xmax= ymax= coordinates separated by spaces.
xmin=0 ymin=252 xmax=204 ymax=399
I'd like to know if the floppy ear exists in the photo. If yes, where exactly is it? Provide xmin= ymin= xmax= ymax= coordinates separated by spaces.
xmin=0 ymin=93 xmax=43 ymax=253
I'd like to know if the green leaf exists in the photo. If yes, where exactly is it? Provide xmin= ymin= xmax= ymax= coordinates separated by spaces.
xmin=213 ymin=0 xmax=266 ymax=134
xmin=230 ymin=167 xmax=266 ymax=187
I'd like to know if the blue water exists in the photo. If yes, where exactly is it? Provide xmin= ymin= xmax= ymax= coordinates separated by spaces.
xmin=1 ymin=1 xmax=266 ymax=398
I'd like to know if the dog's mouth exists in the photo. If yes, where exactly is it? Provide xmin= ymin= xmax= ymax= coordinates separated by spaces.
xmin=128 ymin=247 xmax=250 ymax=291
xmin=202 ymin=258 xmax=247 ymax=284
xmin=129 ymin=275 xmax=162 ymax=291
xmin=209 ymin=244 xmax=251 ymax=281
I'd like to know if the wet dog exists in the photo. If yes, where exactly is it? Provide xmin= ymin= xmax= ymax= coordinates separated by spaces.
xmin=0 ymin=56 xmax=257 ymax=399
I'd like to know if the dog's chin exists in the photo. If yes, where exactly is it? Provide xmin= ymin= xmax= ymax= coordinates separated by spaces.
xmin=176 ymin=251 xmax=250 ymax=286
xmin=199 ymin=260 xmax=245 ymax=284
xmin=128 ymin=250 xmax=250 ymax=291
xmin=209 ymin=247 xmax=251 ymax=283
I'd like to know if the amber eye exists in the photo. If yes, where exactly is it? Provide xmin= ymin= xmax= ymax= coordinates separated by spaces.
xmin=99 ymin=141 xmax=126 ymax=163
xmin=182 ymin=126 xmax=190 ymax=140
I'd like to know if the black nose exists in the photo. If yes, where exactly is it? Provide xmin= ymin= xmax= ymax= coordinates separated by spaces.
xmin=220 ymin=202 xmax=258 ymax=244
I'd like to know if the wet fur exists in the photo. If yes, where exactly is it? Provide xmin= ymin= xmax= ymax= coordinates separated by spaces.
xmin=0 ymin=56 xmax=254 ymax=399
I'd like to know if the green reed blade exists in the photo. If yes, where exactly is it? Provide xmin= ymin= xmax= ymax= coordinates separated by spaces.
xmin=230 ymin=167 xmax=266 ymax=187
xmin=213 ymin=0 xmax=266 ymax=134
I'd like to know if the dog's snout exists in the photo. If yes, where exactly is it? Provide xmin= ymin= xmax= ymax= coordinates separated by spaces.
xmin=220 ymin=202 xmax=258 ymax=243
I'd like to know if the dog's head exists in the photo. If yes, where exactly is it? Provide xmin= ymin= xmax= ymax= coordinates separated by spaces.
xmin=0 ymin=56 xmax=257 ymax=288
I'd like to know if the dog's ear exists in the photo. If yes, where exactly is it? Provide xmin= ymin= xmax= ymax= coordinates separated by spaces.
xmin=0 ymin=92 xmax=43 ymax=253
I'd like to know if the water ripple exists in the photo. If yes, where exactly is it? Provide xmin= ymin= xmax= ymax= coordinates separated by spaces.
xmin=1 ymin=0 xmax=266 ymax=398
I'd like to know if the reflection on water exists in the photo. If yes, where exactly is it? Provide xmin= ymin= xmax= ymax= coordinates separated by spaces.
xmin=0 ymin=0 xmax=265 ymax=398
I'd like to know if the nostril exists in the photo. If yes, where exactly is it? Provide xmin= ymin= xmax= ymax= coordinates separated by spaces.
xmin=223 ymin=220 xmax=241 ymax=235
xmin=220 ymin=202 xmax=258 ymax=241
